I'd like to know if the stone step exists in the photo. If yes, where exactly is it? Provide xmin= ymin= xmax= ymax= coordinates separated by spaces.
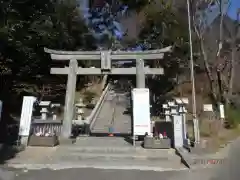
xmin=91 ymin=124 xmax=132 ymax=130
xmin=57 ymin=146 xmax=178 ymax=160
xmin=62 ymin=137 xmax=176 ymax=157
xmin=50 ymin=153 xmax=181 ymax=164
xmin=58 ymin=146 xmax=138 ymax=153
xmin=7 ymin=146 xmax=180 ymax=164
xmin=92 ymin=127 xmax=131 ymax=130
xmin=91 ymin=129 xmax=132 ymax=134
xmin=53 ymin=151 xmax=181 ymax=162
xmin=57 ymin=145 xmax=176 ymax=153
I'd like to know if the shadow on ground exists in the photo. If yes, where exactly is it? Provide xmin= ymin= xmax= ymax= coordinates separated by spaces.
xmin=0 ymin=112 xmax=24 ymax=164
xmin=0 ymin=144 xmax=24 ymax=164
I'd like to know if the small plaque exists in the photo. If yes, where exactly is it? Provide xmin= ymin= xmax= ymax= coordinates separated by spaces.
xmin=162 ymin=104 xmax=169 ymax=109
xmin=175 ymin=98 xmax=183 ymax=104
xmin=183 ymin=107 xmax=187 ymax=113
xmin=203 ymin=104 xmax=213 ymax=112
xmin=171 ymin=109 xmax=177 ymax=114
xmin=39 ymin=101 xmax=51 ymax=106
xmin=51 ymin=103 xmax=61 ymax=108
xmin=168 ymin=101 xmax=175 ymax=107
xmin=40 ymin=108 xmax=48 ymax=113
xmin=165 ymin=110 xmax=170 ymax=115
xmin=181 ymin=98 xmax=189 ymax=104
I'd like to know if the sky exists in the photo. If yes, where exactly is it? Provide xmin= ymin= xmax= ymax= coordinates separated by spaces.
xmin=228 ymin=0 xmax=240 ymax=20
xmin=77 ymin=0 xmax=240 ymax=44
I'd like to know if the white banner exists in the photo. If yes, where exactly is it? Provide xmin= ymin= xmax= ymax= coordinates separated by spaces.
xmin=132 ymin=88 xmax=151 ymax=136
xmin=219 ymin=104 xmax=225 ymax=119
xmin=19 ymin=96 xmax=36 ymax=136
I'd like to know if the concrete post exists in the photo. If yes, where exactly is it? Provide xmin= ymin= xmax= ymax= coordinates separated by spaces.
xmin=62 ymin=59 xmax=78 ymax=138
xmin=136 ymin=59 xmax=145 ymax=88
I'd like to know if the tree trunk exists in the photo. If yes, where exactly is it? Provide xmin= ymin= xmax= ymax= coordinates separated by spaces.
xmin=226 ymin=9 xmax=239 ymax=105
xmin=199 ymin=38 xmax=218 ymax=102
xmin=227 ymin=47 xmax=236 ymax=105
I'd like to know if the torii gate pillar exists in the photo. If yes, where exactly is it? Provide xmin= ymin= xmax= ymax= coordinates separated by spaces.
xmin=62 ymin=59 xmax=78 ymax=138
xmin=136 ymin=59 xmax=145 ymax=88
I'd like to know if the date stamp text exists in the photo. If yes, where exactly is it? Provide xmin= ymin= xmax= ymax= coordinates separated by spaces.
xmin=194 ymin=159 xmax=226 ymax=165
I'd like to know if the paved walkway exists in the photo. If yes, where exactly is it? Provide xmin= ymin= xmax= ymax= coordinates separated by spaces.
xmin=5 ymin=137 xmax=240 ymax=180
xmin=0 ymin=168 xmax=15 ymax=180
xmin=2 ymin=167 xmax=214 ymax=180
xmin=3 ymin=136 xmax=240 ymax=180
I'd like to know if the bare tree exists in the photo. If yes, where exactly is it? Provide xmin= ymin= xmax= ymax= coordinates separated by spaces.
xmin=192 ymin=0 xmax=239 ymax=105
xmin=227 ymin=9 xmax=240 ymax=102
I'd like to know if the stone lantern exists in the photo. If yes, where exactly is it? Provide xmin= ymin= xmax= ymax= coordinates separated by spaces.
xmin=162 ymin=103 xmax=171 ymax=122
xmin=75 ymin=98 xmax=85 ymax=121
xmin=39 ymin=101 xmax=51 ymax=120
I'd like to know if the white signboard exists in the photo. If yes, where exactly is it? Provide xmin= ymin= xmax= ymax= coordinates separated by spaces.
xmin=19 ymin=96 xmax=36 ymax=136
xmin=219 ymin=104 xmax=225 ymax=119
xmin=173 ymin=115 xmax=184 ymax=147
xmin=132 ymin=88 xmax=151 ymax=136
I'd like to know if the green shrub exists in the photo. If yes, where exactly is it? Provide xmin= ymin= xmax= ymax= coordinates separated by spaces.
xmin=225 ymin=106 xmax=240 ymax=129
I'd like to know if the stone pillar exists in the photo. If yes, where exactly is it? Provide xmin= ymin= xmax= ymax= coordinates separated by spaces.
xmin=62 ymin=59 xmax=78 ymax=138
xmin=136 ymin=59 xmax=145 ymax=88
xmin=168 ymin=101 xmax=184 ymax=148
xmin=173 ymin=114 xmax=184 ymax=148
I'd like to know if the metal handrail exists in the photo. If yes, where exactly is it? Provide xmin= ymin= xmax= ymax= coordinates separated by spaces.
xmin=88 ymin=83 xmax=111 ymax=130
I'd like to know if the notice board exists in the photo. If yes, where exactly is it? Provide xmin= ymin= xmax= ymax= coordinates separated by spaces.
xmin=132 ymin=88 xmax=151 ymax=136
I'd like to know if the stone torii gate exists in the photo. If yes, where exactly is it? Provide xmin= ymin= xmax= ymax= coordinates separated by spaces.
xmin=44 ymin=46 xmax=172 ymax=139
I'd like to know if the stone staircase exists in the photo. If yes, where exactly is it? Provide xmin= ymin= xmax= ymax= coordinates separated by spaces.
xmin=90 ymin=90 xmax=132 ymax=135
xmin=90 ymin=91 xmax=114 ymax=133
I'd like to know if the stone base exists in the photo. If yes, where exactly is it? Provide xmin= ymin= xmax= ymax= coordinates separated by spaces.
xmin=28 ymin=135 xmax=59 ymax=147
xmin=20 ymin=136 xmax=29 ymax=147
xmin=58 ymin=137 xmax=76 ymax=145
xmin=143 ymin=137 xmax=171 ymax=149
